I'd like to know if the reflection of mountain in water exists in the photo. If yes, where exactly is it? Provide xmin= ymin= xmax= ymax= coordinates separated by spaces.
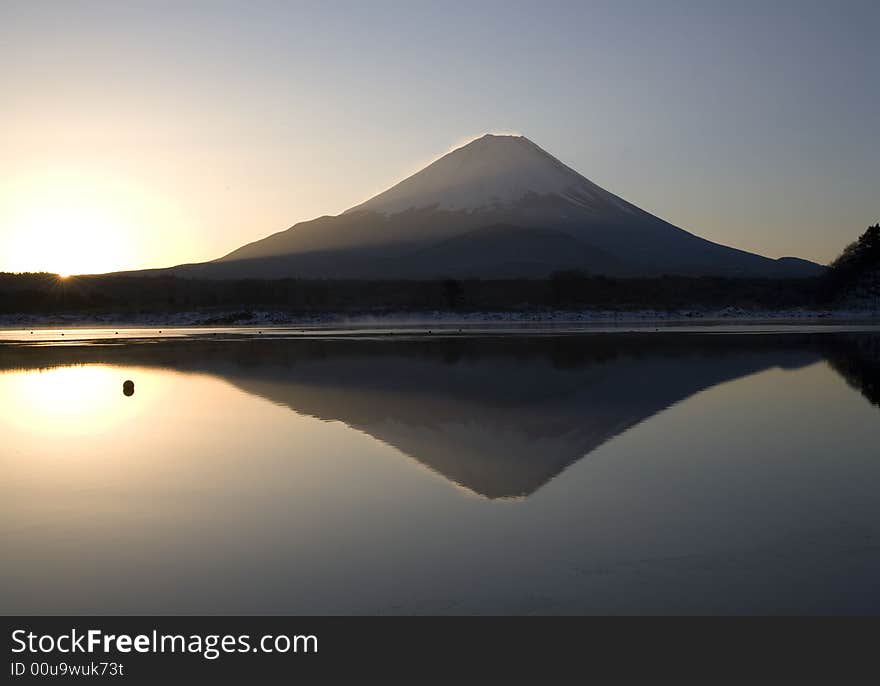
xmin=2 ymin=333 xmax=875 ymax=498
xmin=223 ymin=344 xmax=819 ymax=498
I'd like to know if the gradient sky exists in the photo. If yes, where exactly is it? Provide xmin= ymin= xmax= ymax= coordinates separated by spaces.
xmin=2 ymin=0 xmax=877 ymax=274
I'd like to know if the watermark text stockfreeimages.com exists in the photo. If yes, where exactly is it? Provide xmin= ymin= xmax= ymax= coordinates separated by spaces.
xmin=10 ymin=628 xmax=317 ymax=661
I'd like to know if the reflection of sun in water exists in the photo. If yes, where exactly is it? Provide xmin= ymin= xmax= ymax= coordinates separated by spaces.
xmin=0 ymin=365 xmax=144 ymax=436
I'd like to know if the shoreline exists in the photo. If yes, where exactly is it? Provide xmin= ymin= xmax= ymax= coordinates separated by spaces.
xmin=1 ymin=306 xmax=879 ymax=330
xmin=2 ymin=308 xmax=880 ymax=343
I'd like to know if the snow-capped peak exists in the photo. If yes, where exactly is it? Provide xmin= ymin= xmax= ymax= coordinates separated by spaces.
xmin=346 ymin=134 xmax=609 ymax=215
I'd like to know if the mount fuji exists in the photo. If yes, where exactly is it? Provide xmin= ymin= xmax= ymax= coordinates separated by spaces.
xmin=155 ymin=134 xmax=823 ymax=279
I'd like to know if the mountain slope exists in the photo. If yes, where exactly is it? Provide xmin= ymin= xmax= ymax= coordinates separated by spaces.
xmin=346 ymin=133 xmax=630 ymax=214
xmin=154 ymin=134 xmax=825 ymax=279
xmin=396 ymin=224 xmax=624 ymax=279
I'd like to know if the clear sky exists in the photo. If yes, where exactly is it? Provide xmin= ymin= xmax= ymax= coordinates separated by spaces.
xmin=2 ymin=0 xmax=877 ymax=274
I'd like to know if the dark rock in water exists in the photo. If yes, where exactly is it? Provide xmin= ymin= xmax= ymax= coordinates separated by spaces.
xmin=123 ymin=380 xmax=135 ymax=397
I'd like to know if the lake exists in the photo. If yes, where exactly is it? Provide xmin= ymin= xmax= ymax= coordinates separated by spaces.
xmin=2 ymin=328 xmax=879 ymax=615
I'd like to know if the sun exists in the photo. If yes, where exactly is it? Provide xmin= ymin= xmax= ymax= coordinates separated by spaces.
xmin=0 ymin=170 xmax=140 ymax=276
xmin=5 ymin=204 xmax=130 ymax=276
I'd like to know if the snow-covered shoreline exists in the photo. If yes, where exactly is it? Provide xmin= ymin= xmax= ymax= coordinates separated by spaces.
xmin=2 ymin=306 xmax=879 ymax=330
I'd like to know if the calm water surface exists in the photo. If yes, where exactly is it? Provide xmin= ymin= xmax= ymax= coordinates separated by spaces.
xmin=2 ymin=331 xmax=879 ymax=614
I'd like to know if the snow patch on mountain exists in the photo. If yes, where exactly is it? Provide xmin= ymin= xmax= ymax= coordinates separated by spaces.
xmin=346 ymin=134 xmax=633 ymax=215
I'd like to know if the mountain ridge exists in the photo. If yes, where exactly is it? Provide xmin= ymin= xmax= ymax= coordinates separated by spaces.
xmin=131 ymin=133 xmax=825 ymax=279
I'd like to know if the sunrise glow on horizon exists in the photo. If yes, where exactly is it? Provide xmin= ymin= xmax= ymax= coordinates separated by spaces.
xmin=0 ymin=166 xmax=202 ymax=276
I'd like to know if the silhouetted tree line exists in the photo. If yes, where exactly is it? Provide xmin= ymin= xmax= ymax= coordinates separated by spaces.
xmin=827 ymin=223 xmax=880 ymax=291
xmin=0 ymin=271 xmax=828 ymax=316
xmin=10 ymin=223 xmax=880 ymax=317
